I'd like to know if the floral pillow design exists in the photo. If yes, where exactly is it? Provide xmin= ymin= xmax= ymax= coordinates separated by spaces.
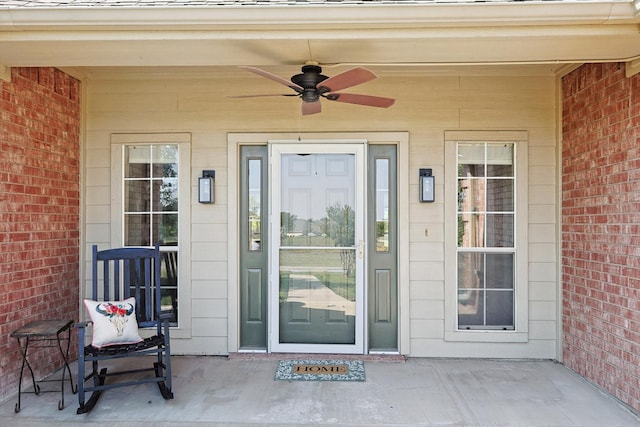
xmin=84 ymin=297 xmax=143 ymax=348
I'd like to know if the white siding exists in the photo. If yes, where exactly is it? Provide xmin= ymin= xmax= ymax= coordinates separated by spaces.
xmin=83 ymin=70 xmax=557 ymax=358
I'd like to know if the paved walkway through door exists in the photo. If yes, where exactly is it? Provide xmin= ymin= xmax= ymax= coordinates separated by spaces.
xmin=2 ymin=355 xmax=638 ymax=426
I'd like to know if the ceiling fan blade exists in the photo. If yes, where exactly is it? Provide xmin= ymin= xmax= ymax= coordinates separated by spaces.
xmin=301 ymin=101 xmax=321 ymax=115
xmin=329 ymin=93 xmax=396 ymax=108
xmin=239 ymin=66 xmax=303 ymax=91
xmin=318 ymin=67 xmax=377 ymax=93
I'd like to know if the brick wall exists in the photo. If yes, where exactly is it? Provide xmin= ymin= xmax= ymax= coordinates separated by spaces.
xmin=562 ymin=62 xmax=640 ymax=412
xmin=0 ymin=68 xmax=81 ymax=401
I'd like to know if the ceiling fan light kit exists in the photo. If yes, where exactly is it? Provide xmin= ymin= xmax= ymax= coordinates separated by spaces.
xmin=233 ymin=63 xmax=396 ymax=115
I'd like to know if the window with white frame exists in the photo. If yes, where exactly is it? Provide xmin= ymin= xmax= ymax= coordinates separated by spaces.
xmin=456 ymin=142 xmax=515 ymax=330
xmin=123 ymin=144 xmax=179 ymax=325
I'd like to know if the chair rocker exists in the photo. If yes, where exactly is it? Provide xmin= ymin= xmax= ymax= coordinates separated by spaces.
xmin=76 ymin=244 xmax=173 ymax=414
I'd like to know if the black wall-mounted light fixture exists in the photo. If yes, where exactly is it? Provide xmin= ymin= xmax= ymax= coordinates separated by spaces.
xmin=198 ymin=170 xmax=215 ymax=204
xmin=419 ymin=168 xmax=435 ymax=203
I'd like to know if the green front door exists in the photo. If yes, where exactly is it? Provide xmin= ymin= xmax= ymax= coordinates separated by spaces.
xmin=270 ymin=142 xmax=365 ymax=353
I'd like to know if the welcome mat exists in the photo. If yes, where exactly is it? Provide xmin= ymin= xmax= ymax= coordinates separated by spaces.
xmin=274 ymin=359 xmax=365 ymax=382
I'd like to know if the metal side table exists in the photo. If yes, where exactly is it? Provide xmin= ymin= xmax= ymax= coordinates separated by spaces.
xmin=11 ymin=319 xmax=77 ymax=413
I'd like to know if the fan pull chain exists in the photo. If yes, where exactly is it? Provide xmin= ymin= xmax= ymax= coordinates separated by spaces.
xmin=297 ymin=109 xmax=302 ymax=142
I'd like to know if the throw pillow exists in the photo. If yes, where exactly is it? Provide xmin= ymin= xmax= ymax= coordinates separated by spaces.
xmin=84 ymin=297 xmax=143 ymax=348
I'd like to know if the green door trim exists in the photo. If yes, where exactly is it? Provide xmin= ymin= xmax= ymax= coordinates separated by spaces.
xmin=367 ymin=144 xmax=398 ymax=351
xmin=239 ymin=145 xmax=268 ymax=349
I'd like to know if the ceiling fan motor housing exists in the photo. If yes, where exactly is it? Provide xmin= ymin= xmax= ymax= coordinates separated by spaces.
xmin=291 ymin=65 xmax=329 ymax=103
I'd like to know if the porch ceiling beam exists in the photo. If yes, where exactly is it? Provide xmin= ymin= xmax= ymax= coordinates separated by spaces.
xmin=0 ymin=1 xmax=638 ymax=70
xmin=626 ymin=58 xmax=640 ymax=77
xmin=1 ymin=29 xmax=639 ymax=68
xmin=0 ymin=2 xmax=638 ymax=31
xmin=1 ymin=24 xmax=638 ymax=41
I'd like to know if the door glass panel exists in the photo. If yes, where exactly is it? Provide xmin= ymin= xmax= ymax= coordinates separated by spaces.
xmin=279 ymin=153 xmax=356 ymax=346
xmin=279 ymin=249 xmax=356 ymax=344
xmin=375 ymin=158 xmax=390 ymax=252
xmin=248 ymin=158 xmax=262 ymax=251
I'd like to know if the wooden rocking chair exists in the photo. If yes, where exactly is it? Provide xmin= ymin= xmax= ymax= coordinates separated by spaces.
xmin=76 ymin=244 xmax=173 ymax=414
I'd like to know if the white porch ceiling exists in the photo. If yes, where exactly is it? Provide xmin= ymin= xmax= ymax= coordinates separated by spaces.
xmin=0 ymin=1 xmax=639 ymax=77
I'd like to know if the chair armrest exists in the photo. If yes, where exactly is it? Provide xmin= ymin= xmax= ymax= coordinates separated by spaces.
xmin=75 ymin=321 xmax=94 ymax=349
xmin=159 ymin=312 xmax=173 ymax=321
xmin=74 ymin=321 xmax=93 ymax=329
xmin=139 ymin=314 xmax=171 ymax=329
xmin=159 ymin=313 xmax=172 ymax=339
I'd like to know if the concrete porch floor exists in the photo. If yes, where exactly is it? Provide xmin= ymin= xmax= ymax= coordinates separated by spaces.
xmin=2 ymin=355 xmax=639 ymax=427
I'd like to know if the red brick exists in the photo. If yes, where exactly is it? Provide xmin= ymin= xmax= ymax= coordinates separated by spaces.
xmin=562 ymin=63 xmax=640 ymax=412
xmin=0 ymin=67 xmax=80 ymax=401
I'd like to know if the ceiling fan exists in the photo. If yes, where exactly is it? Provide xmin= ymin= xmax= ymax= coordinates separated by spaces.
xmin=231 ymin=62 xmax=395 ymax=115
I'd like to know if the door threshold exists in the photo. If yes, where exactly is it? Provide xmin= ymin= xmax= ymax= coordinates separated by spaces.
xmin=228 ymin=352 xmax=406 ymax=362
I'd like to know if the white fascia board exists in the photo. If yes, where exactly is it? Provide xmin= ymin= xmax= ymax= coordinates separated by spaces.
xmin=0 ymin=1 xmax=638 ymax=31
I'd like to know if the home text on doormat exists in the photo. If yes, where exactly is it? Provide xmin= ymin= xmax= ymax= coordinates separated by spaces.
xmin=274 ymin=359 xmax=365 ymax=382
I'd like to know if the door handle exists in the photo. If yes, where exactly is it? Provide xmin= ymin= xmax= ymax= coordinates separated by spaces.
xmin=358 ymin=240 xmax=364 ymax=259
